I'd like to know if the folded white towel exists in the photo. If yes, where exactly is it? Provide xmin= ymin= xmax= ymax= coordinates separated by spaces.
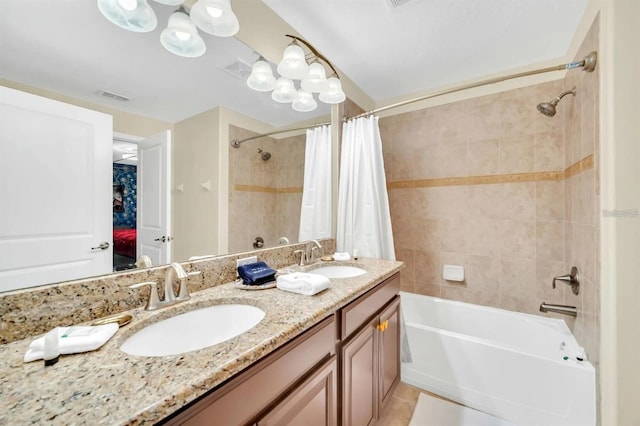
xmin=24 ymin=323 xmax=119 ymax=363
xmin=333 ymin=252 xmax=351 ymax=261
xmin=277 ymin=272 xmax=330 ymax=296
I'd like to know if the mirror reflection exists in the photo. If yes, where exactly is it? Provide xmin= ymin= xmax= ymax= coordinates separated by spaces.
xmin=0 ymin=0 xmax=332 ymax=292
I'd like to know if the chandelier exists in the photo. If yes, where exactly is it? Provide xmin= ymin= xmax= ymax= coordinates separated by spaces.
xmin=246 ymin=35 xmax=346 ymax=112
xmin=97 ymin=0 xmax=239 ymax=58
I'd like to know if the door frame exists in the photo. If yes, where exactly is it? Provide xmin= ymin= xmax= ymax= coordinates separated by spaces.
xmin=112 ymin=131 xmax=173 ymax=265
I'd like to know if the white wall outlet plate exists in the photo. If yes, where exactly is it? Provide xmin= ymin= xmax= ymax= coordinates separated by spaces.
xmin=236 ymin=256 xmax=258 ymax=269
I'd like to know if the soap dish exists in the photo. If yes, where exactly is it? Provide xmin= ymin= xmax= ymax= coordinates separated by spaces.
xmin=234 ymin=279 xmax=276 ymax=290
xmin=92 ymin=313 xmax=132 ymax=327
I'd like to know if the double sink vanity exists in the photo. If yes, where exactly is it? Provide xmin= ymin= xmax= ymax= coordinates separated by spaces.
xmin=0 ymin=243 xmax=403 ymax=425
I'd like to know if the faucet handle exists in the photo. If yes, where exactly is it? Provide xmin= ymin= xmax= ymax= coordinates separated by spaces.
xmin=294 ymin=249 xmax=305 ymax=266
xmin=129 ymin=281 xmax=160 ymax=310
xmin=310 ymin=246 xmax=321 ymax=263
xmin=177 ymin=271 xmax=202 ymax=301
xmin=552 ymin=266 xmax=580 ymax=295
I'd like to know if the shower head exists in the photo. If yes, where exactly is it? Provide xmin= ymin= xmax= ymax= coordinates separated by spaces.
xmin=536 ymin=86 xmax=577 ymax=117
xmin=257 ymin=148 xmax=271 ymax=161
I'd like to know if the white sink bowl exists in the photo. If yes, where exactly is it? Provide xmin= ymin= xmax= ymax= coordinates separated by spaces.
xmin=120 ymin=304 xmax=265 ymax=357
xmin=309 ymin=265 xmax=367 ymax=279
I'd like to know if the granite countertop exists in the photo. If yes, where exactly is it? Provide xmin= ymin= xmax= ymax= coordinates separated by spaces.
xmin=0 ymin=258 xmax=403 ymax=425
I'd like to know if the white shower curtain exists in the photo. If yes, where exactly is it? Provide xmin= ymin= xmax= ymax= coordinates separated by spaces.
xmin=298 ymin=125 xmax=332 ymax=242
xmin=337 ymin=116 xmax=395 ymax=260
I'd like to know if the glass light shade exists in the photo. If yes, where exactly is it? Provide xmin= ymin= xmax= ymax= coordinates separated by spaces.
xmin=160 ymin=12 xmax=206 ymax=58
xmin=319 ymin=77 xmax=346 ymax=104
xmin=190 ymin=0 xmax=239 ymax=37
xmin=271 ymin=77 xmax=298 ymax=103
xmin=292 ymin=90 xmax=317 ymax=112
xmin=276 ymin=43 xmax=309 ymax=80
xmin=152 ymin=0 xmax=184 ymax=5
xmin=97 ymin=0 xmax=158 ymax=32
xmin=247 ymin=60 xmax=276 ymax=92
xmin=301 ymin=61 xmax=329 ymax=93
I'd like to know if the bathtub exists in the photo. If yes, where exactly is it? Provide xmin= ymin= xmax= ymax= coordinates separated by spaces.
xmin=400 ymin=291 xmax=595 ymax=426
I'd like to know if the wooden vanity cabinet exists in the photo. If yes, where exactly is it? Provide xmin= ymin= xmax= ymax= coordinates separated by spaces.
xmin=340 ymin=275 xmax=401 ymax=426
xmin=163 ymin=315 xmax=336 ymax=426
xmin=255 ymin=356 xmax=337 ymax=426
xmin=162 ymin=272 xmax=400 ymax=426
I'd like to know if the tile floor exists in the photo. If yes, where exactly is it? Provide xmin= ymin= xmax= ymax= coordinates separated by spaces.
xmin=378 ymin=382 xmax=450 ymax=426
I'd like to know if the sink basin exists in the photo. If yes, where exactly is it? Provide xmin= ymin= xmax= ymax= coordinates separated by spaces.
xmin=120 ymin=304 xmax=265 ymax=357
xmin=309 ymin=265 xmax=367 ymax=279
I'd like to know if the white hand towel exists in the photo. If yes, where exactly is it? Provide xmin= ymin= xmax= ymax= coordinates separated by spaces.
xmin=24 ymin=323 xmax=119 ymax=363
xmin=277 ymin=272 xmax=330 ymax=296
xmin=333 ymin=252 xmax=351 ymax=261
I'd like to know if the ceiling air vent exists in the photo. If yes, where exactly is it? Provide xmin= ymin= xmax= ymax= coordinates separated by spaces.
xmin=97 ymin=90 xmax=131 ymax=102
xmin=222 ymin=58 xmax=253 ymax=81
xmin=384 ymin=0 xmax=412 ymax=9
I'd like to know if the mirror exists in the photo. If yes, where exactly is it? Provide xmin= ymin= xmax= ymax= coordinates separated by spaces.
xmin=0 ymin=0 xmax=333 ymax=291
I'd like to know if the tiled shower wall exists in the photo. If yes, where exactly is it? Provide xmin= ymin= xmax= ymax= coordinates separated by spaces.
xmin=380 ymin=16 xmax=600 ymax=363
xmin=228 ymin=125 xmax=305 ymax=253
xmin=563 ymin=17 xmax=600 ymax=369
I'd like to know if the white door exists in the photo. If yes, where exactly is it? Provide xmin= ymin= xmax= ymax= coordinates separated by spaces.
xmin=0 ymin=86 xmax=112 ymax=292
xmin=137 ymin=131 xmax=171 ymax=265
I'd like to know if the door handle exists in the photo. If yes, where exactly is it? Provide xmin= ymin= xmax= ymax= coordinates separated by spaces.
xmin=154 ymin=236 xmax=173 ymax=243
xmin=91 ymin=241 xmax=110 ymax=251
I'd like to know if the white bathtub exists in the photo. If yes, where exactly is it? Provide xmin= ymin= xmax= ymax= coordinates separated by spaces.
xmin=400 ymin=291 xmax=595 ymax=426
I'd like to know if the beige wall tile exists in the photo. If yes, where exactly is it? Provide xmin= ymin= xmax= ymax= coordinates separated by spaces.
xmin=536 ymin=180 xmax=565 ymax=221
xmin=499 ymin=135 xmax=535 ymax=174
xmin=535 ymin=259 xmax=566 ymax=303
xmin=467 ymin=138 xmax=499 ymax=176
xmin=500 ymin=183 xmax=536 ymax=220
xmin=500 ymin=220 xmax=536 ymax=258
xmin=534 ymin=131 xmax=564 ymax=171
xmin=467 ymin=184 xmax=502 ymax=219
xmin=536 ymin=221 xmax=564 ymax=262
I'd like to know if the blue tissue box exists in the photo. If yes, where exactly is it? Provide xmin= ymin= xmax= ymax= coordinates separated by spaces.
xmin=237 ymin=261 xmax=276 ymax=286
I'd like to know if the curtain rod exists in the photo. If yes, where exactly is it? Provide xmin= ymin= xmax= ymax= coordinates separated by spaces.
xmin=345 ymin=51 xmax=597 ymax=121
xmin=230 ymin=121 xmax=330 ymax=148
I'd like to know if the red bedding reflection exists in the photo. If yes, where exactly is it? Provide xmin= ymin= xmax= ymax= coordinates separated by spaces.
xmin=113 ymin=229 xmax=136 ymax=258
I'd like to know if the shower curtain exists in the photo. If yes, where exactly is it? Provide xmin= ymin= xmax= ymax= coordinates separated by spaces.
xmin=299 ymin=125 xmax=332 ymax=242
xmin=337 ymin=116 xmax=395 ymax=260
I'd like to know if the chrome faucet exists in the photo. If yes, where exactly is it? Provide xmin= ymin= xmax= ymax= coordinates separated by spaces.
xmin=129 ymin=262 xmax=201 ymax=310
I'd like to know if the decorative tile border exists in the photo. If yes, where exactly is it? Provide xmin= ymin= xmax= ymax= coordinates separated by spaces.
xmin=388 ymin=154 xmax=594 ymax=189
xmin=234 ymin=184 xmax=303 ymax=194
xmin=564 ymin=154 xmax=594 ymax=179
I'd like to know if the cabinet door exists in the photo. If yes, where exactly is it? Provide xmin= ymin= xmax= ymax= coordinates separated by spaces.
xmin=378 ymin=297 xmax=400 ymax=410
xmin=341 ymin=319 xmax=378 ymax=426
xmin=257 ymin=356 xmax=337 ymax=426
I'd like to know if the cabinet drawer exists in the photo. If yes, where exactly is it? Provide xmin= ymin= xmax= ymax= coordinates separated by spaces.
xmin=164 ymin=315 xmax=336 ymax=426
xmin=340 ymin=273 xmax=399 ymax=340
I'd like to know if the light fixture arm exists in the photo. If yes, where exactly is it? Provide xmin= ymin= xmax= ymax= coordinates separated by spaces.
xmin=285 ymin=34 xmax=340 ymax=78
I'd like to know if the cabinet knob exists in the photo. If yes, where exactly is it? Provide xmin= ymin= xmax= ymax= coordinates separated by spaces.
xmin=377 ymin=320 xmax=389 ymax=332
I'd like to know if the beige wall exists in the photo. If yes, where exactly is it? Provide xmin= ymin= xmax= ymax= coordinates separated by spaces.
xmin=172 ymin=108 xmax=221 ymax=260
xmin=599 ymin=0 xmax=640 ymax=425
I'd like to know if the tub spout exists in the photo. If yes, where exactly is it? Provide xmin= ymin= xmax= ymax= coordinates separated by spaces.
xmin=539 ymin=302 xmax=577 ymax=317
